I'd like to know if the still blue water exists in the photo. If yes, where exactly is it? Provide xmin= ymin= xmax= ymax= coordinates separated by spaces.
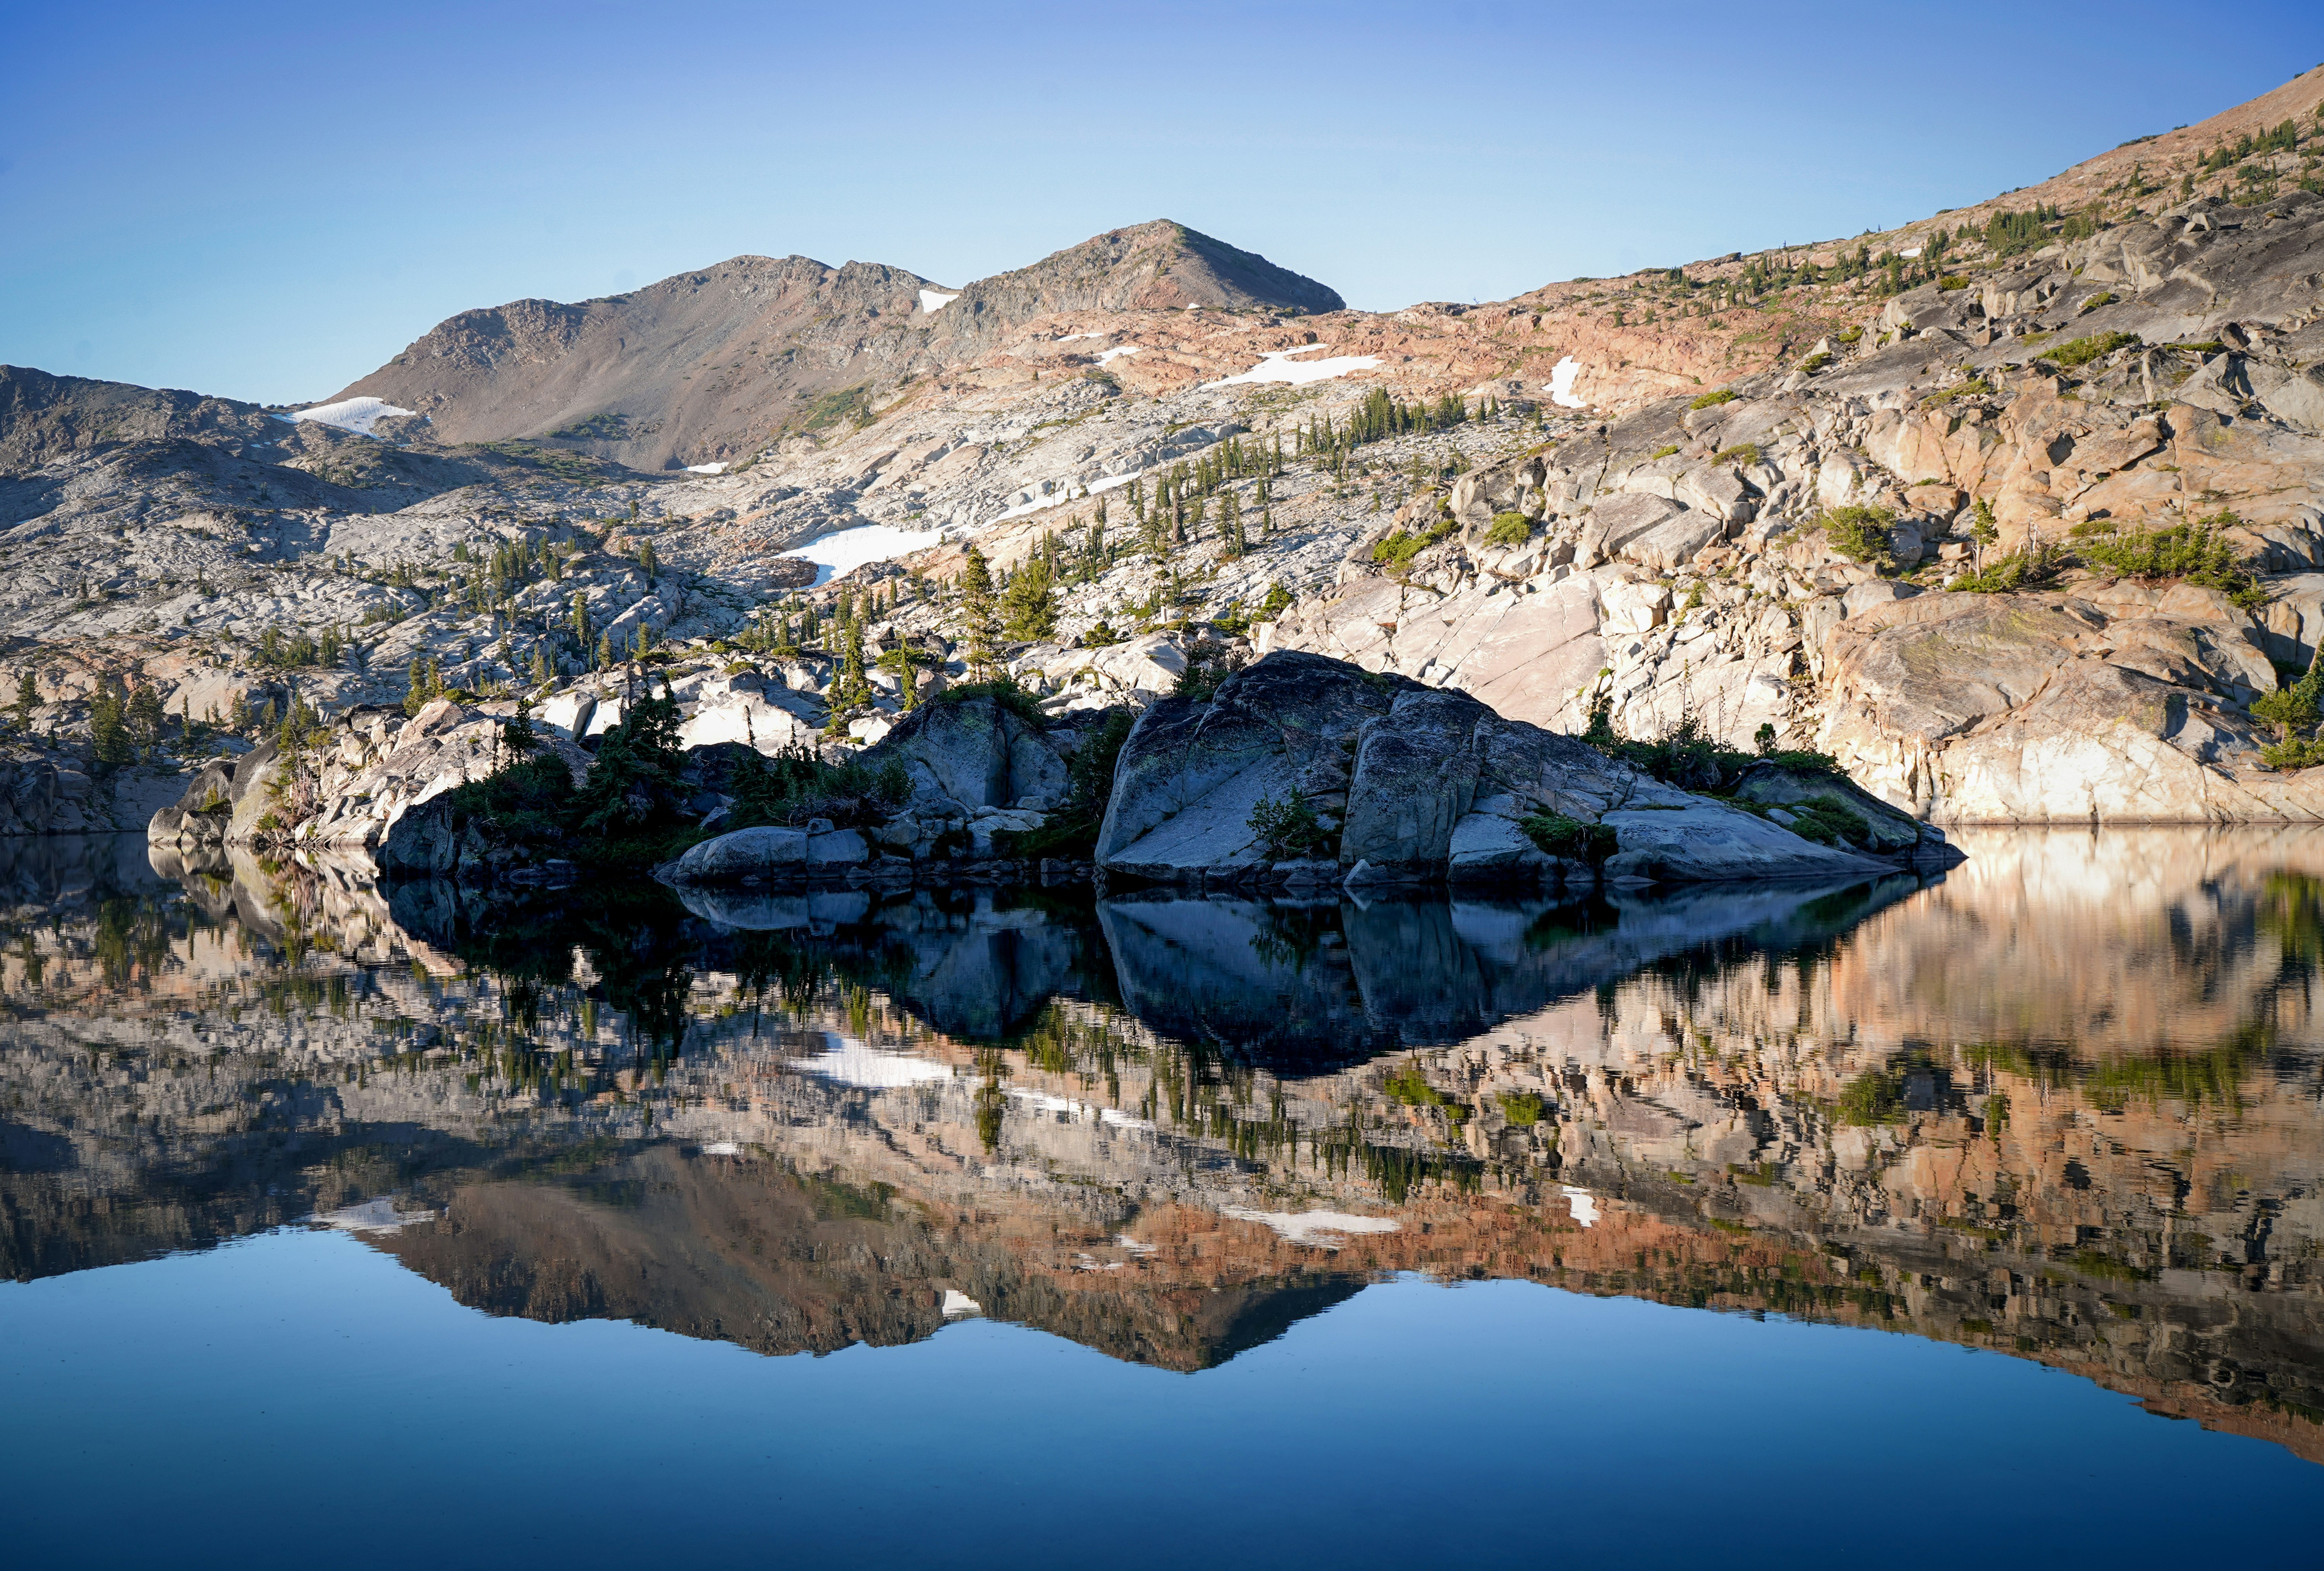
xmin=9 ymin=1230 xmax=2320 ymax=1570
xmin=5 ymin=828 xmax=2324 ymax=1566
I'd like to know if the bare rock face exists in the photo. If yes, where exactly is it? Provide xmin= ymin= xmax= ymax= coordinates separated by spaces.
xmin=328 ymin=221 xmax=1342 ymax=471
xmin=1094 ymin=651 xmax=1934 ymax=888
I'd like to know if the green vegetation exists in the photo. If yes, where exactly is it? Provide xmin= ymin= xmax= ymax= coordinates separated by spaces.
xmin=1923 ymin=376 xmax=1994 ymax=405
xmin=1983 ymin=204 xmax=2062 ymax=257
xmin=1798 ymin=350 xmax=1833 ymax=376
xmin=2075 ymin=512 xmax=2263 ymax=609
xmin=1778 ymin=797 xmax=1870 ymax=848
xmin=1712 ymin=442 xmax=1760 ymax=468
xmin=1819 ymin=504 xmax=1895 ymax=566
xmin=1937 ymin=274 xmax=1970 ymax=291
xmin=995 ymin=708 xmax=1134 ymax=860
xmin=1649 ymin=444 xmax=1681 ymax=461
xmin=1518 ymin=811 xmax=1618 ymax=865
xmin=2078 ymin=291 xmax=2118 ymax=313
xmin=1831 ymin=1066 xmax=1906 ymax=1126
xmin=722 ymin=745 xmax=910 ymax=832
xmin=2256 ymin=638 xmax=2324 ymax=770
xmin=1688 ymin=388 xmax=1737 ymax=410
xmin=1580 ymin=693 xmax=1843 ymax=797
xmin=791 ymin=382 xmax=875 ymax=434
xmin=1384 ymin=1061 xmax=1465 ymax=1120
xmin=1951 ymin=546 xmax=2061 ymax=593
xmin=1248 ymin=789 xmax=1332 ymax=859
xmin=1498 ymin=1092 xmax=1545 ymax=1127
xmin=1372 ymin=516 xmax=1458 ymax=570
xmin=2042 ymin=330 xmax=2140 ymax=369
xmin=1485 ymin=511 xmax=1533 ymax=547
xmin=933 ymin=676 xmax=1049 ymax=728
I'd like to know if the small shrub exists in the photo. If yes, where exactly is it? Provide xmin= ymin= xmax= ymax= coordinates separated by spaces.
xmin=935 ymin=677 xmax=1048 ymax=727
xmin=1923 ymin=377 xmax=1994 ymax=405
xmin=1518 ymin=812 xmax=1618 ymax=864
xmin=1937 ymin=274 xmax=1969 ymax=291
xmin=1837 ymin=325 xmax=1863 ymax=343
xmin=2076 ymin=513 xmax=2262 ymax=608
xmin=1780 ymin=797 xmax=1870 ymax=848
xmin=2078 ymin=291 xmax=2118 ymax=314
xmin=1485 ymin=511 xmax=1533 ymax=547
xmin=1799 ymin=350 xmax=1834 ymax=375
xmin=1819 ymin=505 xmax=1895 ymax=565
xmin=1372 ymin=518 xmax=1456 ymax=570
xmin=1249 ymin=789 xmax=1332 ymax=859
xmin=1712 ymin=442 xmax=1760 ymax=468
xmin=1952 ymin=546 xmax=2061 ymax=593
xmin=1688 ymin=388 xmax=1737 ymax=410
xmin=2043 ymin=330 xmax=2140 ymax=369
xmin=1498 ymin=1092 xmax=1545 ymax=1127
xmin=1649 ymin=444 xmax=1681 ymax=461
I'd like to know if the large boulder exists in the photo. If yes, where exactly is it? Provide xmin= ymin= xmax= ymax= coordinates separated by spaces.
xmin=669 ymin=826 xmax=809 ymax=884
xmin=1095 ymin=650 xmax=1932 ymax=888
xmin=862 ymin=695 xmax=1069 ymax=816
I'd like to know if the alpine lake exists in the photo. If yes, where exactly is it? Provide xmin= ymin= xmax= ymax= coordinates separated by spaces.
xmin=5 ymin=828 xmax=2324 ymax=1568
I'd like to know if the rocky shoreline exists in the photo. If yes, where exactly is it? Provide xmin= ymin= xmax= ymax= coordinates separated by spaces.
xmin=146 ymin=648 xmax=1958 ymax=895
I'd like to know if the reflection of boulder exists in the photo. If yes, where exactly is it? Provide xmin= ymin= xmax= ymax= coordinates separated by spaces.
xmin=1097 ymin=876 xmax=1934 ymax=1065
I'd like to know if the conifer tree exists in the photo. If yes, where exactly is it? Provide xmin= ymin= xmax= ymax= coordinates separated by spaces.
xmin=959 ymin=545 xmax=1001 ymax=682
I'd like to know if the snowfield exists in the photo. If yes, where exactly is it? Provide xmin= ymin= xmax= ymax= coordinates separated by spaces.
xmin=684 ymin=461 xmax=728 ymax=475
xmin=279 ymin=396 xmax=416 ymax=437
xmin=1220 ymin=1208 xmax=1401 ymax=1249
xmin=1095 ymin=345 xmax=1142 ymax=365
xmin=792 ymin=1036 xmax=954 ymax=1089
xmin=779 ymin=521 xmax=944 ymax=584
xmin=1546 ymin=355 xmax=1586 ymax=408
xmin=1207 ymin=344 xmax=1379 ymax=387
xmin=918 ymin=288 xmax=960 ymax=313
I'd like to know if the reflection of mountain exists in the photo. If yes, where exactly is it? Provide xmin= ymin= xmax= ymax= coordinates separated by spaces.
xmin=5 ymin=833 xmax=2324 ymax=1458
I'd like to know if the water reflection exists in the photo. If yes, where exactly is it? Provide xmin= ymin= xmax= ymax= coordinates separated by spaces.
xmin=5 ymin=829 xmax=2323 ymax=1461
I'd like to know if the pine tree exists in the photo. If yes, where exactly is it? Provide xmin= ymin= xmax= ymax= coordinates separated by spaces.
xmin=89 ymin=687 xmax=132 ymax=770
xmin=1003 ymin=554 xmax=1057 ymax=640
xmin=1221 ymin=491 xmax=1246 ymax=558
xmin=639 ymin=538 xmax=658 ymax=587
xmin=13 ymin=669 xmax=36 ymax=726
xmin=959 ymin=545 xmax=1002 ymax=682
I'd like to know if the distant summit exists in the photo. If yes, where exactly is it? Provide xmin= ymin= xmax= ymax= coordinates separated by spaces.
xmin=327 ymin=222 xmax=1341 ymax=470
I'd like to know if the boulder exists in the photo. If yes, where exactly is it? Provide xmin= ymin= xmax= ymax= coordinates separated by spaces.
xmin=863 ymin=695 xmax=1068 ymax=817
xmin=1097 ymin=650 xmax=1941 ymax=887
xmin=669 ymin=826 xmax=809 ymax=884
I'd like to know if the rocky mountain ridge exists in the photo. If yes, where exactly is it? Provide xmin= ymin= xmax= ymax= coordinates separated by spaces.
xmin=7 ymin=67 xmax=2324 ymax=838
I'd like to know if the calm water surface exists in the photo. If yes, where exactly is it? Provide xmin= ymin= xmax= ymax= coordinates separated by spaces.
xmin=5 ymin=830 xmax=2324 ymax=1568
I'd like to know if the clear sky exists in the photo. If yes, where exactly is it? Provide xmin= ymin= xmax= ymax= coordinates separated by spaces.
xmin=5 ymin=1 xmax=2320 ymax=406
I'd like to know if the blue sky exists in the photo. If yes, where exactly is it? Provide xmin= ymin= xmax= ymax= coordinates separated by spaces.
xmin=5 ymin=1 xmax=2320 ymax=405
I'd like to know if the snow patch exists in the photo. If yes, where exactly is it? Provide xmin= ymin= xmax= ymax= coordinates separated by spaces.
xmin=1057 ymin=331 xmax=1105 ymax=343
xmin=1088 ymin=471 xmax=1140 ymax=494
xmin=1207 ymin=344 xmax=1379 ymax=388
xmin=700 ymin=1141 xmax=743 ymax=1156
xmin=1221 ymin=1207 xmax=1400 ymax=1249
xmin=280 ymin=396 xmax=416 ymax=438
xmin=1899 ymin=247 xmax=1922 ymax=259
xmin=1561 ymin=1186 xmax=1599 ymax=1227
xmin=308 ymin=1198 xmax=436 ymax=1233
xmin=919 ymin=288 xmax=960 ymax=314
xmin=1546 ymin=356 xmax=1587 ymax=409
xmin=941 ymin=1290 xmax=982 ymax=1316
xmin=792 ymin=1036 xmax=953 ymax=1089
xmin=780 ymin=522 xmax=943 ymax=586
xmin=685 ymin=461 xmax=728 ymax=475
xmin=1008 ymin=1087 xmax=1156 ymax=1132
xmin=1095 ymin=345 xmax=1142 ymax=365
